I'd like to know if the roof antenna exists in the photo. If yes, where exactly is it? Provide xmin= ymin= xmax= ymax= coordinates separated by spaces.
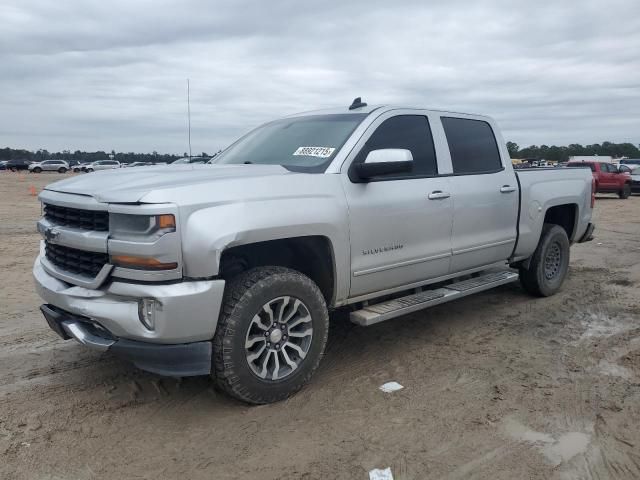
xmin=349 ymin=97 xmax=367 ymax=110
xmin=187 ymin=78 xmax=192 ymax=159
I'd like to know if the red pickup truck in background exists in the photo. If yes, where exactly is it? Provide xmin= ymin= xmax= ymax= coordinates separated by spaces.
xmin=567 ymin=160 xmax=632 ymax=199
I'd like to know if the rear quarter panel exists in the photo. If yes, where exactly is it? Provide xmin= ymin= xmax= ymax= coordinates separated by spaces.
xmin=514 ymin=168 xmax=592 ymax=258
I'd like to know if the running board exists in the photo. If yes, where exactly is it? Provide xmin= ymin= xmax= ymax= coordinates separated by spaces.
xmin=350 ymin=270 xmax=519 ymax=326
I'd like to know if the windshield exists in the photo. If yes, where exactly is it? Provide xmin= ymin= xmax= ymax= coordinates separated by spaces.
xmin=212 ymin=113 xmax=368 ymax=172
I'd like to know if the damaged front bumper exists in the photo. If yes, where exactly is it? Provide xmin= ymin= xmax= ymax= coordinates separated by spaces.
xmin=34 ymin=255 xmax=225 ymax=376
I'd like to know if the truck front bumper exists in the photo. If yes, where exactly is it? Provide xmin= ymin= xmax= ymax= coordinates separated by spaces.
xmin=34 ymin=255 xmax=226 ymax=376
xmin=40 ymin=304 xmax=212 ymax=376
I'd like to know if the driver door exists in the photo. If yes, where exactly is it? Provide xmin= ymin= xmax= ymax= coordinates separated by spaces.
xmin=342 ymin=113 xmax=453 ymax=298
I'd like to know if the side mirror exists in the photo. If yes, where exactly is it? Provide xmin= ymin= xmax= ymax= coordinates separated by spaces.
xmin=354 ymin=149 xmax=413 ymax=181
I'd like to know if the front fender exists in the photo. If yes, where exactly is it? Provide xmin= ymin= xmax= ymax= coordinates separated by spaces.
xmin=180 ymin=196 xmax=350 ymax=301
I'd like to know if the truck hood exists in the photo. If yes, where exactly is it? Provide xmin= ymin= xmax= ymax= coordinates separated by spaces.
xmin=44 ymin=164 xmax=293 ymax=203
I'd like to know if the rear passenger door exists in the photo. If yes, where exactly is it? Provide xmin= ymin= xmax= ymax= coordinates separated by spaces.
xmin=441 ymin=116 xmax=519 ymax=272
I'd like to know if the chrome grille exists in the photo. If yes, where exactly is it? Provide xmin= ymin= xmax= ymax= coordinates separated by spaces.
xmin=45 ymin=242 xmax=108 ymax=277
xmin=43 ymin=203 xmax=109 ymax=231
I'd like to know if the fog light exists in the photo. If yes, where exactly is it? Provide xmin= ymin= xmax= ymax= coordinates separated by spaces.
xmin=138 ymin=298 xmax=158 ymax=330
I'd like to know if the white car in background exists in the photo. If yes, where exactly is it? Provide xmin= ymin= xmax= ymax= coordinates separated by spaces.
xmin=629 ymin=165 xmax=640 ymax=194
xmin=28 ymin=160 xmax=69 ymax=173
xmin=85 ymin=160 xmax=121 ymax=172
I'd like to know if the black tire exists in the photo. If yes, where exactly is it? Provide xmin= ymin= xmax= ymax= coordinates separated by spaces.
xmin=619 ymin=183 xmax=631 ymax=199
xmin=73 ymin=168 xmax=81 ymax=173
xmin=86 ymin=168 xmax=94 ymax=173
xmin=519 ymin=224 xmax=570 ymax=297
xmin=213 ymin=266 xmax=329 ymax=404
xmin=58 ymin=167 xmax=67 ymax=173
xmin=33 ymin=167 xmax=42 ymax=173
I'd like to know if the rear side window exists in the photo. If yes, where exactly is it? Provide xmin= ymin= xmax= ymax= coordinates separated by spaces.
xmin=356 ymin=115 xmax=438 ymax=178
xmin=441 ymin=117 xmax=502 ymax=175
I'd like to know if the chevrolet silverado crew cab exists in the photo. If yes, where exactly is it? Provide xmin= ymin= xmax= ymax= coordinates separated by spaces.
xmin=34 ymin=98 xmax=595 ymax=404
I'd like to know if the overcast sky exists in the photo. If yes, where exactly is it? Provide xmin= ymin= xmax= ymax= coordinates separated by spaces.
xmin=2 ymin=0 xmax=639 ymax=154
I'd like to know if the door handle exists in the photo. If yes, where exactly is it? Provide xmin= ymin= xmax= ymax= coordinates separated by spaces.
xmin=500 ymin=185 xmax=517 ymax=193
xmin=428 ymin=191 xmax=451 ymax=200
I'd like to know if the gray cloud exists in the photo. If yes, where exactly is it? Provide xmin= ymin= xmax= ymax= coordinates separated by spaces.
xmin=1 ymin=0 xmax=639 ymax=153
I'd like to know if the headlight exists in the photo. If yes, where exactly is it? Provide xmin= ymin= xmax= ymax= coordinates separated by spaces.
xmin=109 ymin=213 xmax=178 ymax=270
xmin=109 ymin=213 xmax=175 ymax=240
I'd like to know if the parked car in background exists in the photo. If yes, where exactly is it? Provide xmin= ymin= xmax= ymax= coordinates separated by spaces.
xmin=629 ymin=165 xmax=640 ymax=194
xmin=28 ymin=160 xmax=69 ymax=173
xmin=85 ymin=160 xmax=121 ymax=172
xmin=72 ymin=162 xmax=92 ymax=173
xmin=567 ymin=160 xmax=632 ymax=199
xmin=620 ymin=159 xmax=640 ymax=168
xmin=4 ymin=159 xmax=33 ymax=172
xmin=0 ymin=160 xmax=8 ymax=170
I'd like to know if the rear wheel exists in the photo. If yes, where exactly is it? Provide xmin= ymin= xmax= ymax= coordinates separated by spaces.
xmin=519 ymin=224 xmax=570 ymax=297
xmin=213 ymin=266 xmax=329 ymax=404
xmin=58 ymin=167 xmax=67 ymax=173
xmin=86 ymin=168 xmax=94 ymax=172
xmin=619 ymin=183 xmax=631 ymax=199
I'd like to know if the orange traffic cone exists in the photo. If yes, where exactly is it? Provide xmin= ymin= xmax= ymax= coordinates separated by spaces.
xmin=29 ymin=185 xmax=37 ymax=196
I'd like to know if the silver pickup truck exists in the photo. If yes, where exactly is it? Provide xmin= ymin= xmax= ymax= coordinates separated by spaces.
xmin=34 ymin=99 xmax=595 ymax=404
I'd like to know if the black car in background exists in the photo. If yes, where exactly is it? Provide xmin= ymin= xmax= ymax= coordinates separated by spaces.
xmin=3 ymin=159 xmax=32 ymax=172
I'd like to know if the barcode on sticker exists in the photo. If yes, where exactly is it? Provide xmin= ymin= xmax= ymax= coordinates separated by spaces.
xmin=293 ymin=146 xmax=336 ymax=158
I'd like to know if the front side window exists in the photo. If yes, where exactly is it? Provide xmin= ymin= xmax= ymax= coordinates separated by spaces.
xmin=442 ymin=117 xmax=502 ymax=175
xmin=354 ymin=115 xmax=438 ymax=179
xmin=213 ymin=114 xmax=367 ymax=173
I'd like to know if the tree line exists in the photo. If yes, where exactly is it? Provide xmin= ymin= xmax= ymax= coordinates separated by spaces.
xmin=507 ymin=141 xmax=639 ymax=162
xmin=0 ymin=148 xmax=212 ymax=164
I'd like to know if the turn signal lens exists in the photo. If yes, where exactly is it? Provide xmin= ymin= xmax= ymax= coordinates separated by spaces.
xmin=157 ymin=214 xmax=176 ymax=229
xmin=111 ymin=255 xmax=178 ymax=270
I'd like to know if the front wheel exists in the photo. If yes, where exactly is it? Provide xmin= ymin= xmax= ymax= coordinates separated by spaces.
xmin=213 ymin=266 xmax=329 ymax=404
xmin=519 ymin=224 xmax=570 ymax=297
xmin=33 ymin=167 xmax=42 ymax=173
xmin=86 ymin=168 xmax=94 ymax=172
xmin=619 ymin=183 xmax=631 ymax=199
xmin=58 ymin=167 xmax=67 ymax=173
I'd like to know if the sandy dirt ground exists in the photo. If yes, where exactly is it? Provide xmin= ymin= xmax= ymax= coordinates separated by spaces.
xmin=1 ymin=171 xmax=639 ymax=480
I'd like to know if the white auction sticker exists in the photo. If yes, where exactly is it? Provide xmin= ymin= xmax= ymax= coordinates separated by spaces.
xmin=292 ymin=146 xmax=336 ymax=158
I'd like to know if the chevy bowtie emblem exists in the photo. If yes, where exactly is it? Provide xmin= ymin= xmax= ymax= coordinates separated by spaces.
xmin=44 ymin=227 xmax=60 ymax=242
